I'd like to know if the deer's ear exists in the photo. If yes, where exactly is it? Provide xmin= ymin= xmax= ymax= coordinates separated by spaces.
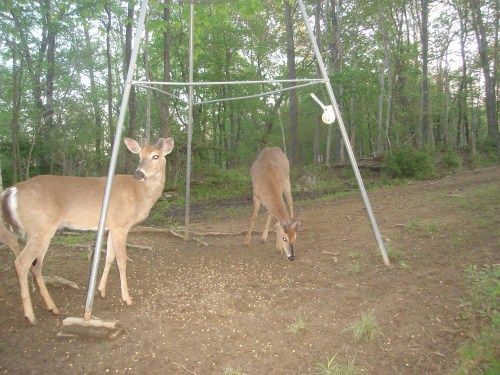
xmin=161 ymin=138 xmax=174 ymax=156
xmin=124 ymin=138 xmax=141 ymax=154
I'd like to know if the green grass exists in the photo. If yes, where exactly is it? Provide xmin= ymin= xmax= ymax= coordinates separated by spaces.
xmin=345 ymin=311 xmax=380 ymax=342
xmin=398 ymin=260 xmax=412 ymax=271
xmin=385 ymin=245 xmax=403 ymax=260
xmin=400 ymin=219 xmax=440 ymax=238
xmin=346 ymin=264 xmax=365 ymax=275
xmin=222 ymin=366 xmax=246 ymax=375
xmin=456 ymin=264 xmax=500 ymax=374
xmin=315 ymin=354 xmax=361 ymax=375
xmin=287 ymin=310 xmax=308 ymax=335
xmin=51 ymin=232 xmax=97 ymax=246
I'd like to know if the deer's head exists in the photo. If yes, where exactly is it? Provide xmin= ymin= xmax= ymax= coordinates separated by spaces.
xmin=275 ymin=217 xmax=301 ymax=261
xmin=125 ymin=138 xmax=174 ymax=181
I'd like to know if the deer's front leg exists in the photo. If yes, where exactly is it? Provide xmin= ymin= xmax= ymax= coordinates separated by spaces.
xmin=111 ymin=229 xmax=132 ymax=305
xmin=98 ymin=231 xmax=115 ymax=299
xmin=244 ymin=196 xmax=261 ymax=246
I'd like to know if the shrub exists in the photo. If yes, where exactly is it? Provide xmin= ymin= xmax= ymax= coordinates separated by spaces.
xmin=442 ymin=150 xmax=462 ymax=170
xmin=383 ymin=147 xmax=435 ymax=179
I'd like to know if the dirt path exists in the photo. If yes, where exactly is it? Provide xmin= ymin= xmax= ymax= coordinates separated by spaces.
xmin=1 ymin=166 xmax=499 ymax=374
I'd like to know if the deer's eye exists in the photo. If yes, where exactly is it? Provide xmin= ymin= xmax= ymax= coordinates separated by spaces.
xmin=282 ymin=237 xmax=288 ymax=242
xmin=152 ymin=155 xmax=160 ymax=160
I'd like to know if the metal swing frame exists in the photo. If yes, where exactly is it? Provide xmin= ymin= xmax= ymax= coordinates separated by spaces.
xmin=83 ymin=0 xmax=389 ymax=321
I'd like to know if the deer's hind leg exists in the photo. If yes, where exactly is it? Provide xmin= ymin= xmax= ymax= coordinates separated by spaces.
xmin=15 ymin=233 xmax=57 ymax=325
xmin=0 ymin=223 xmax=20 ymax=257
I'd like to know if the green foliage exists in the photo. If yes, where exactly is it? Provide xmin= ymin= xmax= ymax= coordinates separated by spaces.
xmin=287 ymin=310 xmax=308 ymax=335
xmin=222 ymin=366 xmax=246 ymax=375
xmin=189 ymin=164 xmax=251 ymax=203
xmin=346 ymin=311 xmax=380 ymax=342
xmin=316 ymin=354 xmax=361 ymax=375
xmin=383 ymin=147 xmax=435 ymax=179
xmin=461 ymin=265 xmax=499 ymax=322
xmin=442 ymin=150 xmax=462 ymax=170
xmin=457 ymin=264 xmax=500 ymax=375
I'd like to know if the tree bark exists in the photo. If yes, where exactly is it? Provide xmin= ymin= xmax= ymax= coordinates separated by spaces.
xmin=469 ymin=0 xmax=498 ymax=152
xmin=83 ymin=21 xmax=103 ymax=174
xmin=419 ymin=0 xmax=431 ymax=147
xmin=125 ymin=0 xmax=137 ymax=173
xmin=103 ymin=4 xmax=115 ymax=152
xmin=313 ymin=0 xmax=323 ymax=164
xmin=284 ymin=0 xmax=298 ymax=167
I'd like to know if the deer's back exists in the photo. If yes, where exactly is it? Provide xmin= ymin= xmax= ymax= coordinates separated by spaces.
xmin=5 ymin=174 xmax=158 ymax=234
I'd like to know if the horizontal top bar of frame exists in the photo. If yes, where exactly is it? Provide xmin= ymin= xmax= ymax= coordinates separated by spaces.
xmin=131 ymin=78 xmax=326 ymax=86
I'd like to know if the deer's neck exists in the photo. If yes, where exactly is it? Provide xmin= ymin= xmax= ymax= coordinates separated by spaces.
xmin=265 ymin=192 xmax=290 ymax=223
xmin=134 ymin=171 xmax=165 ymax=204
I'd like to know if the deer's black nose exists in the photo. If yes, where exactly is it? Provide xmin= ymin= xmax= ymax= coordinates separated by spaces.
xmin=288 ymin=255 xmax=295 ymax=261
xmin=134 ymin=169 xmax=146 ymax=181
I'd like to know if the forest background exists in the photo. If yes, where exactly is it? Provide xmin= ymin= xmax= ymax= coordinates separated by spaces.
xmin=0 ymin=0 xmax=498 ymax=196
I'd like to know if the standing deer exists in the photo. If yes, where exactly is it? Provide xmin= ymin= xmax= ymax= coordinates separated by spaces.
xmin=0 ymin=137 xmax=174 ymax=325
xmin=244 ymin=147 xmax=300 ymax=260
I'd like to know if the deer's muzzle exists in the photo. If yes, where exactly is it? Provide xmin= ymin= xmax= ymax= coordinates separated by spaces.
xmin=134 ymin=169 xmax=146 ymax=181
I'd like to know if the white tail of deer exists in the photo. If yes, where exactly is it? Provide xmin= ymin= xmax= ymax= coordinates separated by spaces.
xmin=0 ymin=137 xmax=174 ymax=325
xmin=244 ymin=147 xmax=300 ymax=260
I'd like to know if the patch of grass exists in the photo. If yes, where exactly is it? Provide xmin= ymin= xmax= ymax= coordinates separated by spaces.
xmin=457 ymin=264 xmax=500 ymax=375
xmin=401 ymin=219 xmax=440 ymax=238
xmin=288 ymin=310 xmax=308 ymax=335
xmin=346 ymin=264 xmax=365 ymax=275
xmin=51 ymin=232 xmax=96 ymax=246
xmin=399 ymin=260 xmax=412 ymax=271
xmin=315 ymin=354 xmax=361 ymax=375
xmin=223 ymin=366 xmax=246 ymax=375
xmin=0 ymin=262 xmax=9 ymax=272
xmin=385 ymin=245 xmax=403 ymax=260
xmin=347 ymin=251 xmax=362 ymax=260
xmin=345 ymin=311 xmax=380 ymax=342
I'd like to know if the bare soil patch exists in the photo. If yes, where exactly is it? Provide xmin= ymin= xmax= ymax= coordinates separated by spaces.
xmin=1 ymin=166 xmax=499 ymax=374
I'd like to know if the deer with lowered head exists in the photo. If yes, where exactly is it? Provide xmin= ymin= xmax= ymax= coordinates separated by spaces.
xmin=244 ymin=147 xmax=300 ymax=260
xmin=0 ymin=137 xmax=174 ymax=325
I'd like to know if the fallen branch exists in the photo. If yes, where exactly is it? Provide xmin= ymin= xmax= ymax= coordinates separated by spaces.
xmin=132 ymin=225 xmax=252 ymax=237
xmin=168 ymin=360 xmax=198 ymax=375
xmin=43 ymin=276 xmax=79 ymax=289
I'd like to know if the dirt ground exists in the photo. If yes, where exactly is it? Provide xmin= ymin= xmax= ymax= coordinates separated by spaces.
xmin=0 ymin=166 xmax=499 ymax=375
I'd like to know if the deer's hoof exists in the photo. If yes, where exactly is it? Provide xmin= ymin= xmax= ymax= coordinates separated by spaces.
xmin=50 ymin=307 xmax=61 ymax=316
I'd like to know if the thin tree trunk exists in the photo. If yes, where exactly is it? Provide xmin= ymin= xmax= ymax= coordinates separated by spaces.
xmin=161 ymin=0 xmax=171 ymax=138
xmin=469 ymin=0 xmax=498 ymax=152
xmin=125 ymin=0 xmax=137 ymax=173
xmin=419 ymin=0 xmax=431 ymax=147
xmin=104 ymin=4 xmax=115 ymax=152
xmin=9 ymin=39 xmax=23 ymax=183
xmin=313 ymin=0 xmax=323 ymax=164
xmin=83 ymin=21 xmax=103 ymax=174
xmin=284 ymin=0 xmax=298 ymax=166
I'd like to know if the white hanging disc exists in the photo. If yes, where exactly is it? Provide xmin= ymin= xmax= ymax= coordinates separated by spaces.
xmin=322 ymin=105 xmax=335 ymax=124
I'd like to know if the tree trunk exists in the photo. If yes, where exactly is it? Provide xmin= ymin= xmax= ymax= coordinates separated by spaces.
xmin=83 ymin=21 xmax=103 ymax=174
xmin=328 ymin=0 xmax=345 ymax=166
xmin=313 ymin=0 xmax=323 ymax=164
xmin=125 ymin=0 xmax=137 ymax=173
xmin=419 ymin=0 xmax=431 ymax=147
xmin=469 ymin=0 xmax=498 ymax=152
xmin=9 ymin=39 xmax=23 ymax=183
xmin=161 ymin=0 xmax=171 ymax=138
xmin=284 ymin=0 xmax=298 ymax=166
xmin=104 ymin=4 xmax=115 ymax=152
